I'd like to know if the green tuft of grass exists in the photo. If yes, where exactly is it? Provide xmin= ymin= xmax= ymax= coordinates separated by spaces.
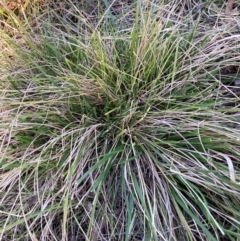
xmin=1 ymin=1 xmax=240 ymax=240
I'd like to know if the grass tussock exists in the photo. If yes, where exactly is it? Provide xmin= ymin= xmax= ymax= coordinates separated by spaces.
xmin=1 ymin=0 xmax=240 ymax=240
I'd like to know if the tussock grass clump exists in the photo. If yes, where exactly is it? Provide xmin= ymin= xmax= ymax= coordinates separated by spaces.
xmin=1 ymin=1 xmax=240 ymax=240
